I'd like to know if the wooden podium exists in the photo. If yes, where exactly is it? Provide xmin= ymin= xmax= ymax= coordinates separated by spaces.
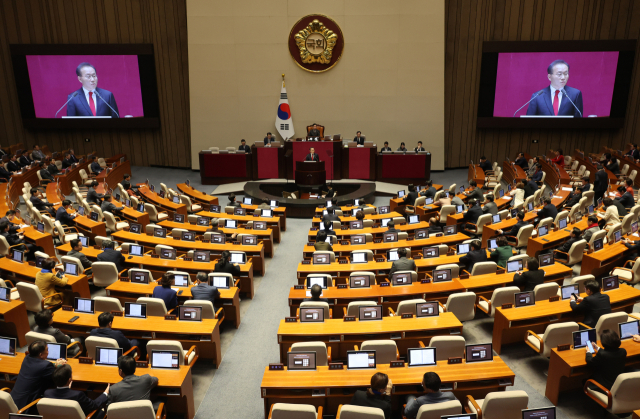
xmin=295 ymin=161 xmax=326 ymax=186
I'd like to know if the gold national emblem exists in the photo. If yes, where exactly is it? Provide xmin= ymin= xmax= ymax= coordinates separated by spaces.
xmin=294 ymin=19 xmax=338 ymax=64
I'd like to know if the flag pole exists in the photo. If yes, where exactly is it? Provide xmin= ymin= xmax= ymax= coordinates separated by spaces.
xmin=282 ymin=73 xmax=285 ymax=88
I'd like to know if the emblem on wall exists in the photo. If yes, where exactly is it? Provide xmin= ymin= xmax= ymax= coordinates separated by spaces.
xmin=288 ymin=15 xmax=344 ymax=73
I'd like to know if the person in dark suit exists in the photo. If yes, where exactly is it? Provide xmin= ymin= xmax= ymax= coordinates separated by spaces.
xmin=380 ymin=141 xmax=392 ymax=152
xmin=1 ymin=210 xmax=22 ymax=234
xmin=526 ymin=60 xmax=583 ymax=117
xmin=482 ymin=194 xmax=499 ymax=216
xmin=515 ymin=152 xmax=529 ymax=170
xmin=90 ymin=159 xmax=102 ymax=175
xmin=397 ymin=142 xmax=407 ymax=152
xmin=108 ymin=356 xmax=159 ymax=406
xmin=385 ymin=220 xmax=400 ymax=234
xmin=322 ymin=220 xmax=337 ymax=237
xmin=536 ymin=197 xmax=558 ymax=225
xmin=238 ymin=139 xmax=251 ymax=153
xmin=86 ymin=181 xmax=104 ymax=205
xmin=30 ymin=188 xmax=56 ymax=217
xmin=305 ymin=147 xmax=320 ymax=162
xmin=420 ymin=180 xmax=437 ymax=198
xmin=350 ymin=372 xmax=392 ymax=419
xmin=100 ymin=194 xmax=124 ymax=216
xmin=227 ymin=193 xmax=241 ymax=208
xmin=66 ymin=63 xmax=119 ymax=117
xmin=523 ymin=175 xmax=538 ymax=198
xmin=625 ymin=144 xmax=640 ymax=161
xmin=322 ymin=208 xmax=340 ymax=222
xmin=462 ymin=199 xmax=483 ymax=229
xmin=322 ymin=184 xmax=336 ymax=199
xmin=0 ymin=220 xmax=37 ymax=259
xmin=7 ymin=154 xmax=21 ymax=172
xmin=314 ymin=230 xmax=333 ymax=251
xmin=121 ymin=174 xmax=132 ymax=192
xmin=62 ymin=153 xmax=74 ymax=169
xmin=390 ymin=248 xmax=417 ymax=275
xmin=611 ymin=195 xmax=628 ymax=217
xmin=44 ymin=364 xmax=108 ymax=418
xmin=479 ymin=156 xmax=492 ymax=172
xmin=308 ymin=124 xmax=320 ymax=138
xmin=214 ymin=250 xmax=241 ymax=276
xmin=264 ymin=132 xmax=275 ymax=145
xmin=586 ymin=329 xmax=627 ymax=392
xmin=353 ymin=131 xmax=365 ymax=145
xmin=0 ymin=159 xmax=11 ymax=180
xmin=404 ymin=372 xmax=457 ymax=419
xmin=414 ymin=141 xmax=425 ymax=152
xmin=581 ymin=215 xmax=600 ymax=244
xmin=605 ymin=154 xmax=621 ymax=175
xmin=564 ymin=185 xmax=583 ymax=209
xmin=615 ymin=185 xmax=634 ymax=208
xmin=531 ymin=164 xmax=543 ymax=183
xmin=191 ymin=272 xmax=221 ymax=309
xmin=19 ymin=150 xmax=33 ymax=167
xmin=594 ymin=164 xmax=608 ymax=204
xmin=38 ymin=161 xmax=54 ymax=182
xmin=90 ymin=312 xmax=142 ymax=354
xmin=34 ymin=309 xmax=81 ymax=357
xmin=56 ymin=200 xmax=77 ymax=226
xmin=497 ymin=211 xmax=527 ymax=237
xmin=512 ymin=257 xmax=545 ymax=291
xmin=403 ymin=185 xmax=420 ymax=206
xmin=303 ymin=283 xmax=329 ymax=304
xmin=69 ymin=149 xmax=80 ymax=163
xmin=68 ymin=239 xmax=92 ymax=270
xmin=555 ymin=227 xmax=582 ymax=257
xmin=97 ymin=241 xmax=126 ymax=272
xmin=570 ymin=280 xmax=611 ymax=329
xmin=624 ymin=178 xmax=634 ymax=195
xmin=32 ymin=145 xmax=45 ymax=161
xmin=581 ymin=176 xmax=591 ymax=192
xmin=152 ymin=273 xmax=178 ymax=311
xmin=12 ymin=341 xmax=67 ymax=412
xmin=465 ymin=180 xmax=484 ymax=202
xmin=458 ymin=240 xmax=487 ymax=274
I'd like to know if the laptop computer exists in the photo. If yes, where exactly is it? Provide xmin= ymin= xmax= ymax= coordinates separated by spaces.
xmin=178 ymin=306 xmax=202 ymax=321
xmin=350 ymin=275 xmax=371 ymax=288
xmin=465 ymin=343 xmax=493 ymax=363
xmin=0 ymin=337 xmax=16 ymax=356
xmin=74 ymin=297 xmax=95 ymax=314
xmin=150 ymin=350 xmax=181 ymax=370
xmin=416 ymin=301 xmax=439 ymax=318
xmin=130 ymin=270 xmax=150 ymax=284
xmin=124 ymin=302 xmax=147 ymax=319
xmin=407 ymin=347 xmax=437 ymax=367
xmin=95 ymin=347 xmax=123 ymax=366
xmin=346 ymin=350 xmax=376 ymax=369
xmin=299 ymin=307 xmax=325 ymax=323
xmin=209 ymin=275 xmax=230 ymax=288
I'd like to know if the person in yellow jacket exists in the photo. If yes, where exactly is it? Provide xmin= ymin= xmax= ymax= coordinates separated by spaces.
xmin=35 ymin=258 xmax=71 ymax=306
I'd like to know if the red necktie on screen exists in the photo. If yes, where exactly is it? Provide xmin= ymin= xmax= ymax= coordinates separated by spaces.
xmin=89 ymin=92 xmax=97 ymax=116
xmin=553 ymin=90 xmax=560 ymax=116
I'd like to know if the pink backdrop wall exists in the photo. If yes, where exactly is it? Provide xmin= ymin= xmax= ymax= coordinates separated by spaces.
xmin=26 ymin=55 xmax=144 ymax=118
xmin=494 ymin=51 xmax=619 ymax=117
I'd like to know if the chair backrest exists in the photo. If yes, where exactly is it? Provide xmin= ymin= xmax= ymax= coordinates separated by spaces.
xmin=92 ymin=262 xmax=119 ymax=287
xmin=337 ymin=405 xmax=385 ymax=419
xmin=291 ymin=342 xmax=329 ymax=367
xmin=300 ymin=301 xmax=330 ymax=319
xmin=595 ymin=312 xmax=629 ymax=340
xmin=94 ymin=296 xmax=124 ymax=312
xmin=475 ymin=214 xmax=492 ymax=234
xmin=428 ymin=336 xmax=465 ymax=361
xmin=607 ymin=223 xmax=622 ymax=242
xmin=184 ymin=300 xmax=215 ymax=319
xmin=435 ymin=264 xmax=459 ymax=278
xmin=85 ymin=336 xmax=119 ymax=358
xmin=94 ymin=235 xmax=110 ymax=248
xmin=26 ymin=331 xmax=57 ymax=345
xmin=107 ymin=400 xmax=157 ymax=419
xmin=445 ymin=292 xmax=476 ymax=322
xmin=481 ymin=390 xmax=529 ymax=419
xmin=609 ymin=372 xmax=640 ymax=413
xmin=0 ymin=389 xmax=18 ymax=417
xmin=621 ymin=213 xmax=634 ymax=235
xmin=554 ymin=210 xmax=569 ymax=226
xmin=37 ymin=398 xmax=85 ymax=419
xmin=566 ymin=239 xmax=588 ymax=265
xmin=91 ymin=204 xmax=104 ymax=221
xmin=583 ymin=191 xmax=595 ymax=207
xmin=533 ymin=283 xmax=559 ymax=301
xmin=507 ymin=254 xmax=528 ymax=262
xmin=363 ymin=219 xmax=373 ymax=228
xmin=570 ymin=275 xmax=594 ymax=293
xmin=488 ymin=287 xmax=519 ymax=317
xmin=515 ymin=224 xmax=534 ymax=248
xmin=155 ymin=244 xmax=174 ymax=255
xmin=396 ymin=298 xmax=426 ymax=316
xmin=146 ymin=340 xmax=187 ymax=365
xmin=270 ymin=403 xmax=318 ymax=419
xmin=448 ymin=184 xmax=457 ymax=194
xmin=416 ymin=400 xmax=462 ymax=419
xmin=439 ymin=205 xmax=455 ymax=223
xmin=0 ymin=235 xmax=11 ymax=256
xmin=136 ymin=297 xmax=168 ymax=316
xmin=540 ymin=322 xmax=579 ymax=357
xmin=433 ymin=190 xmax=444 ymax=201
xmin=346 ymin=301 xmax=377 ymax=317
xmin=16 ymin=282 xmax=45 ymax=312
xmin=470 ymin=262 xmax=497 ymax=276
xmin=589 ymin=229 xmax=607 ymax=247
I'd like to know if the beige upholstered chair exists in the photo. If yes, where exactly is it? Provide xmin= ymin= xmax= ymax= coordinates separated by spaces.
xmin=137 ymin=297 xmax=169 ymax=316
xmin=16 ymin=282 xmax=61 ymax=312
xmin=0 ymin=278 xmax=19 ymax=300
xmin=465 ymin=390 xmax=528 ymax=419
xmin=37 ymin=399 xmax=89 ymax=419
xmin=439 ymin=205 xmax=455 ymax=224
xmin=180 ymin=195 xmax=202 ymax=213
xmin=145 ymin=203 xmax=169 ymax=222
xmin=299 ymin=301 xmax=331 ymax=319
xmin=92 ymin=262 xmax=120 ymax=287
xmin=351 ymin=249 xmax=374 ymax=262
xmin=612 ymin=257 xmax=640 ymax=286
xmin=345 ymin=301 xmax=377 ymax=317
xmin=435 ymin=264 xmax=459 ymax=278
xmin=25 ymin=331 xmax=82 ymax=359
xmin=477 ymin=287 xmax=519 ymax=318
xmin=108 ymin=400 xmax=167 ymax=419
xmin=104 ymin=211 xmax=129 ymax=232
xmin=533 ymin=283 xmax=559 ymax=301
xmin=392 ymin=298 xmax=427 ymax=316
xmin=359 ymin=340 xmax=399 ymax=364
xmin=268 ymin=403 xmax=322 ymax=419
xmin=554 ymin=239 xmax=587 ymax=266
xmin=0 ymin=388 xmax=24 ymax=418
xmin=85 ymin=336 xmax=138 ymax=359
xmin=584 ymin=372 xmax=640 ymax=414
xmin=312 ymin=250 xmax=335 ymax=263
xmin=290 ymin=342 xmax=330 ymax=366
xmin=537 ymin=217 xmax=553 ymax=231
xmin=507 ymin=224 xmax=534 ymax=252
xmin=525 ymin=321 xmax=579 ymax=358
xmin=428 ymin=336 xmax=465 ymax=361
xmin=94 ymin=296 xmax=124 ymax=312
xmin=464 ymin=213 xmax=492 ymax=238
xmin=592 ymin=312 xmax=629 ymax=341
xmin=412 ymin=400 xmax=462 ymax=419
xmin=587 ymin=229 xmax=606 ymax=250
xmin=147 ymin=340 xmax=198 ymax=366
xmin=470 ymin=262 xmax=497 ymax=276
xmin=337 ymin=405 xmax=384 ymax=419
xmin=439 ymin=292 xmax=476 ymax=322
xmin=183 ymin=300 xmax=222 ymax=320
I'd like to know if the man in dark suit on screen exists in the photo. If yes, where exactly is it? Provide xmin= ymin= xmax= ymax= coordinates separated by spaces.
xmin=526 ymin=60 xmax=583 ymax=117
xmin=66 ymin=62 xmax=119 ymax=118
xmin=305 ymin=147 xmax=320 ymax=162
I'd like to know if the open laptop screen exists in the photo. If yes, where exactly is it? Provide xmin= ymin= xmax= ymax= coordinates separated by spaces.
xmin=210 ymin=275 xmax=230 ymax=288
xmin=465 ymin=343 xmax=493 ymax=363
xmin=602 ymin=275 xmax=619 ymax=291
xmin=433 ymin=269 xmax=452 ymax=283
xmin=194 ymin=250 xmax=211 ymax=262
xmin=560 ymin=284 xmax=579 ymax=300
xmin=514 ymin=291 xmax=535 ymax=308
xmin=407 ymin=347 xmax=436 ymax=367
xmin=178 ymin=306 xmax=202 ymax=321
xmin=350 ymin=275 xmax=370 ymax=288
xmin=619 ymin=320 xmax=639 ymax=340
xmin=423 ymin=246 xmax=439 ymax=258
xmin=347 ymin=350 xmax=376 ymax=369
xmin=95 ymin=347 xmax=123 ymax=366
xmin=391 ymin=272 xmax=411 ymax=286
xmin=74 ymin=297 xmax=94 ymax=314
xmin=0 ymin=337 xmax=16 ymax=356
xmin=46 ymin=343 xmax=67 ymax=361
xmin=130 ymin=270 xmax=150 ymax=284
xmin=124 ymin=302 xmax=147 ymax=319
xmin=150 ymin=350 xmax=180 ymax=369
xmin=572 ymin=329 xmax=597 ymax=349
xmin=522 ymin=407 xmax=556 ymax=419
xmin=129 ymin=244 xmax=143 ymax=256
xmin=300 ymin=307 xmax=325 ymax=323
xmin=539 ymin=253 xmax=553 ymax=267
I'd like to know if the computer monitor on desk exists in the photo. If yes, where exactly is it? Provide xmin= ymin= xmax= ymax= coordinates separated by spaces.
xmin=465 ymin=343 xmax=493 ymax=363
xmin=287 ymin=352 xmax=317 ymax=371
xmin=522 ymin=407 xmax=556 ymax=419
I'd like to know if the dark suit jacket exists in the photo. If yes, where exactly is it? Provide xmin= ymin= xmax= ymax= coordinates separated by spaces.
xmin=69 ymin=154 xmax=79 ymax=163
xmin=506 ymin=220 xmax=527 ymax=237
xmin=89 ymin=327 xmax=132 ymax=352
xmin=565 ymin=192 xmax=583 ymax=208
xmin=389 ymin=257 xmax=417 ymax=275
xmin=559 ymin=236 xmax=581 ymax=253
xmin=380 ymin=147 xmax=392 ymax=152
xmin=594 ymin=170 xmax=608 ymax=193
xmin=0 ymin=166 xmax=11 ymax=180
xmin=463 ymin=205 xmax=484 ymax=224
xmin=1 ymin=231 xmax=23 ymax=247
xmin=459 ymin=249 xmax=488 ymax=274
xmin=68 ymin=249 xmax=92 ymax=269
xmin=101 ymin=201 xmax=123 ymax=214
xmin=606 ymin=160 xmax=620 ymax=175
xmin=617 ymin=192 xmax=634 ymax=208
xmin=44 ymin=387 xmax=108 ymax=415
xmin=479 ymin=161 xmax=492 ymax=172
xmin=39 ymin=168 xmax=54 ymax=181
xmin=264 ymin=137 xmax=275 ymax=145
xmin=512 ymin=269 xmax=545 ymax=292
xmin=515 ymin=157 xmax=529 ymax=170
xmin=532 ymin=170 xmax=543 ymax=182
xmin=467 ymin=188 xmax=484 ymax=202
xmin=305 ymin=153 xmax=320 ymax=162
xmin=524 ymin=182 xmax=537 ymax=198
xmin=420 ymin=186 xmax=436 ymax=198
xmin=97 ymin=249 xmax=125 ymax=272
xmin=308 ymin=129 xmax=320 ymax=137
xmin=152 ymin=286 xmax=178 ymax=311
xmin=7 ymin=160 xmax=21 ymax=172
xmin=483 ymin=201 xmax=499 ymax=215
xmin=67 ymin=87 xmax=119 ymax=117
xmin=403 ymin=191 xmax=420 ymax=206
xmin=612 ymin=199 xmax=628 ymax=217
xmin=586 ymin=348 xmax=628 ymax=390
xmin=238 ymin=144 xmax=251 ymax=153
xmin=414 ymin=147 xmax=425 ymax=152
xmin=526 ymin=86 xmax=583 ymax=117
xmin=350 ymin=391 xmax=391 ymax=419
xmin=537 ymin=205 xmax=558 ymax=222
xmin=190 ymin=283 xmax=221 ymax=307
xmin=570 ymin=292 xmax=611 ymax=328
xmin=86 ymin=188 xmax=104 ymax=205
xmin=19 ymin=156 xmax=32 ymax=167
xmin=90 ymin=161 xmax=102 ymax=175
xmin=353 ymin=137 xmax=365 ymax=145
xmin=11 ymin=355 xmax=56 ymax=409
xmin=62 ymin=158 xmax=74 ymax=169
xmin=0 ymin=216 xmax=20 ymax=233
xmin=322 ymin=213 xmax=340 ymax=222
xmin=30 ymin=195 xmax=53 ymax=211
xmin=108 ymin=374 xmax=158 ymax=404
xmin=56 ymin=206 xmax=75 ymax=226
xmin=214 ymin=261 xmax=241 ymax=276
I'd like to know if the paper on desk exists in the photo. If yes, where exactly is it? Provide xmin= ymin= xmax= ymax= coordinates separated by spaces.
xmin=305 ymin=291 xmax=323 ymax=297
xmin=503 ymin=197 xmax=512 ymax=201
xmin=609 ymin=193 xmax=616 ymax=197
xmin=633 ymin=233 xmax=639 ymax=237
xmin=552 ymin=195 xmax=563 ymax=199
xmin=562 ymin=187 xmax=573 ymax=191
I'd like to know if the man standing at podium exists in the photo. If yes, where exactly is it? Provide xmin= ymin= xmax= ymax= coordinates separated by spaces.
xmin=525 ymin=60 xmax=583 ymax=117
xmin=308 ymin=124 xmax=321 ymax=139
xmin=305 ymin=147 xmax=320 ymax=162
xmin=353 ymin=131 xmax=365 ymax=145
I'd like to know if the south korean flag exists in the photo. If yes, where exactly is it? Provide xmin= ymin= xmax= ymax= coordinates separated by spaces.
xmin=275 ymin=81 xmax=294 ymax=140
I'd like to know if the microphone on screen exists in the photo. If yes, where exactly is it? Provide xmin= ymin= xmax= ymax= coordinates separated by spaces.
xmin=561 ymin=89 xmax=583 ymax=118
xmin=54 ymin=91 xmax=79 ymax=118
xmin=94 ymin=90 xmax=120 ymax=118
xmin=512 ymin=90 xmax=545 ymax=117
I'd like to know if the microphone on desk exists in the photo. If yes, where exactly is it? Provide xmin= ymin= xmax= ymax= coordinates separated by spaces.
xmin=561 ymin=89 xmax=582 ymax=118
xmin=513 ymin=90 xmax=544 ymax=117
xmin=54 ymin=92 xmax=79 ymax=118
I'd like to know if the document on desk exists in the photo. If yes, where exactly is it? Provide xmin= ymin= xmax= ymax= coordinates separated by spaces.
xmin=553 ymin=195 xmax=563 ymax=199
xmin=562 ymin=187 xmax=573 ymax=191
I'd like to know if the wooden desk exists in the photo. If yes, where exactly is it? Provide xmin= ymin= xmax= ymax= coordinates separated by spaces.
xmin=105 ymin=280 xmax=241 ymax=328
xmin=314 ymin=205 xmax=377 ymax=215
xmin=177 ymin=183 xmax=219 ymax=206
xmin=22 ymin=227 xmax=55 ymax=257
xmin=468 ymin=164 xmax=485 ymax=186
xmin=139 ymin=185 xmax=187 ymax=216
xmin=492 ymin=285 xmax=640 ymax=354
xmin=52 ymin=309 xmax=223 ymax=367
xmin=573 ymin=153 xmax=617 ymax=185
xmin=311 ymin=212 xmax=403 ymax=228
xmin=157 ymin=220 xmax=274 ymax=258
xmin=481 ymin=212 xmax=537 ymax=248
xmin=242 ymin=204 xmax=287 ymax=231
xmin=0 ymin=257 xmax=90 ymax=298
xmin=45 ymin=182 xmax=108 ymax=241
xmin=546 ymin=338 xmax=640 ymax=405
xmin=260 ymin=358 xmax=514 ymax=418
xmin=388 ymin=184 xmax=444 ymax=213
xmin=307 ymin=222 xmax=430 ymax=241
xmin=0 ymin=353 xmax=195 ymax=419
xmin=52 ymin=160 xmax=91 ymax=196
xmin=110 ymin=230 xmax=266 ymax=276
xmin=446 ymin=196 xmax=513 ymax=226
xmin=501 ymin=162 xmax=526 ymax=185
xmin=96 ymin=159 xmax=131 ymax=191
xmin=580 ymin=234 xmax=640 ymax=277
xmin=526 ymin=219 xmax=590 ymax=258
xmin=196 ymin=210 xmax=282 ymax=243
xmin=0 ymin=300 xmax=29 ymax=346
xmin=276 ymin=313 xmax=463 ymax=362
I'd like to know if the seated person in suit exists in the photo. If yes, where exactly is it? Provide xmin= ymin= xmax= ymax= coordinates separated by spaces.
xmin=531 ymin=164 xmax=543 ymax=183
xmin=321 ymin=184 xmax=336 ymax=199
xmin=32 ymin=145 xmax=45 ymax=161
xmin=605 ymin=154 xmax=621 ymax=175
xmin=611 ymin=194 xmax=628 ymax=217
xmin=90 ymin=312 xmax=144 ymax=355
xmin=626 ymin=144 xmax=640 ymax=161
xmin=11 ymin=340 xmax=67 ymax=412
xmin=601 ymin=198 xmax=621 ymax=228
xmin=536 ymin=197 xmax=558 ymax=225
xmin=323 ymin=220 xmax=337 ymax=237
xmin=7 ymin=154 xmax=22 ymax=172
xmin=264 ymin=132 xmax=275 ymax=145
xmin=61 ymin=153 xmax=74 ymax=169
xmin=427 ymin=217 xmax=443 ymax=234
xmin=462 ymin=198 xmax=483 ymax=228
xmin=308 ymin=124 xmax=321 ymax=139
xmin=404 ymin=372 xmax=457 ymax=419
xmin=47 ymin=158 xmax=60 ymax=175
xmin=350 ymin=372 xmax=392 ymax=419
xmin=515 ymin=152 xmax=529 ymax=170
xmin=570 ymin=279 xmax=611 ymax=329
xmin=458 ymin=240 xmax=487 ymax=274
xmin=0 ymin=157 xmax=11 ymax=180
xmin=152 ymin=273 xmax=178 ymax=311
xmin=314 ymin=230 xmax=333 ymax=251
xmin=108 ymin=355 xmax=160 ymax=407
xmin=482 ymin=194 xmax=498 ymax=216
xmin=586 ymin=329 xmax=627 ymax=393
xmin=191 ymin=272 xmax=221 ymax=309
xmin=238 ymin=139 xmax=251 ymax=153
xmin=523 ymin=175 xmax=538 ymax=198
xmin=90 ymin=159 xmax=103 ymax=175
xmin=479 ymin=156 xmax=492 ymax=172
xmin=30 ymin=188 xmax=56 ymax=217
xmin=303 ymin=283 xmax=328 ymax=303
xmin=489 ymin=236 xmax=513 ymax=268
xmin=496 ymin=211 xmax=527 ymax=238
xmin=465 ymin=180 xmax=484 ymax=202
xmin=34 ymin=309 xmax=81 ymax=357
xmin=397 ymin=142 xmax=407 ymax=152
xmin=56 ymin=199 xmax=77 ymax=226
xmin=69 ymin=149 xmax=80 ymax=163
xmin=97 ymin=240 xmax=125 ymax=272
xmin=322 ymin=207 xmax=340 ymax=222
xmin=255 ymin=198 xmax=271 ymax=211
xmin=414 ymin=141 xmax=425 ymax=152
xmin=353 ymin=131 xmax=365 ymax=145
xmin=68 ymin=239 xmax=93 ymax=270
xmin=19 ymin=150 xmax=33 ymax=167
xmin=100 ymin=193 xmax=124 ymax=216
xmin=0 ymin=209 xmax=22 ymax=233
xmin=420 ymin=180 xmax=437 ymax=198
xmin=1 ymin=220 xmax=38 ymax=260
xmin=45 ymin=364 xmax=108 ymax=419
xmin=386 ymin=220 xmax=400 ymax=234
xmin=581 ymin=176 xmax=591 ymax=192
xmin=305 ymin=147 xmax=320 ymax=162
xmin=214 ymin=250 xmax=241 ymax=276
xmin=581 ymin=215 xmax=600 ymax=244
xmin=228 ymin=193 xmax=241 ymax=208
xmin=121 ymin=173 xmax=133 ymax=193
xmin=389 ymin=248 xmax=416 ymax=275
xmin=513 ymin=257 xmax=545 ymax=291
xmin=564 ymin=185 xmax=583 ymax=208
xmin=402 ymin=185 xmax=420 ymax=206
xmin=38 ymin=161 xmax=54 ymax=181
xmin=380 ymin=141 xmax=392 ymax=152
xmin=86 ymin=181 xmax=104 ymax=205
xmin=615 ymin=185 xmax=634 ymax=208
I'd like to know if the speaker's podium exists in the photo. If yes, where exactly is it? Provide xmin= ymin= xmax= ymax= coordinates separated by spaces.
xmin=295 ymin=161 xmax=325 ymax=186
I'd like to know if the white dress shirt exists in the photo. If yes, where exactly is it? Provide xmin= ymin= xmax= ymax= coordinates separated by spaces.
xmin=550 ymin=85 xmax=563 ymax=111
xmin=83 ymin=87 xmax=98 ymax=114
